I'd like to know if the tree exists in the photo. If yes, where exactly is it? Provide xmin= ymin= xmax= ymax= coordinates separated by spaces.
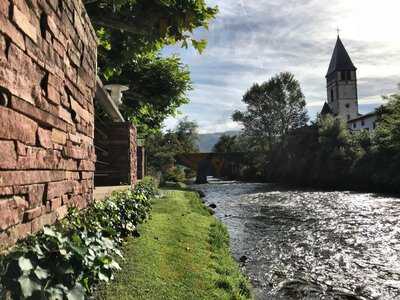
xmin=233 ymin=72 xmax=308 ymax=149
xmin=145 ymin=118 xmax=199 ymax=176
xmin=213 ymin=135 xmax=238 ymax=153
xmin=85 ymin=1 xmax=218 ymax=134
xmin=374 ymin=93 xmax=400 ymax=153
xmin=110 ymin=54 xmax=192 ymax=134
xmin=85 ymin=0 xmax=218 ymax=66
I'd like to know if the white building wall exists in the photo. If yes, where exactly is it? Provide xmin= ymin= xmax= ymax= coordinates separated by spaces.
xmin=348 ymin=114 xmax=378 ymax=132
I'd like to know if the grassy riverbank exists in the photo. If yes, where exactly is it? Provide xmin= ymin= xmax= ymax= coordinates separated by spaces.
xmin=96 ymin=189 xmax=252 ymax=300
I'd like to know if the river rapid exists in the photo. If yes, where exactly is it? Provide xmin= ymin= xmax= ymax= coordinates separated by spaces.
xmin=193 ymin=179 xmax=400 ymax=300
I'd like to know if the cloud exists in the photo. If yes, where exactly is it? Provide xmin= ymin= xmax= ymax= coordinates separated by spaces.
xmin=162 ymin=0 xmax=400 ymax=133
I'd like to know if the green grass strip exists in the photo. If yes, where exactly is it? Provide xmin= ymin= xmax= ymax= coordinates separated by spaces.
xmin=96 ymin=189 xmax=252 ymax=300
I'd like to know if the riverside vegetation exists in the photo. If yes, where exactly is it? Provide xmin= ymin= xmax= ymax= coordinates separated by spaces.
xmin=267 ymin=93 xmax=400 ymax=193
xmin=0 ymin=178 xmax=157 ymax=299
xmin=96 ymin=190 xmax=252 ymax=300
xmin=0 ymin=180 xmax=251 ymax=299
xmin=216 ymin=72 xmax=400 ymax=194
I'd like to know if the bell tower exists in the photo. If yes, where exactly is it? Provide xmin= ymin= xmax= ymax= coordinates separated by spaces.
xmin=325 ymin=36 xmax=359 ymax=121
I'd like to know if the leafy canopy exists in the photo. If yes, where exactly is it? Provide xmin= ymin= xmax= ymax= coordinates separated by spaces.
xmin=85 ymin=0 xmax=218 ymax=134
xmin=146 ymin=117 xmax=199 ymax=174
xmin=233 ymin=72 xmax=309 ymax=148
xmin=374 ymin=93 xmax=400 ymax=153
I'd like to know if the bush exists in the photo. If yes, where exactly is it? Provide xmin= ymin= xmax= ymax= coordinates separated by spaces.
xmin=0 ymin=180 xmax=158 ymax=300
xmin=163 ymin=167 xmax=186 ymax=183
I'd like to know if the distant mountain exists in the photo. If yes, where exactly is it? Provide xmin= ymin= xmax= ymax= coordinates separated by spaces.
xmin=197 ymin=131 xmax=240 ymax=152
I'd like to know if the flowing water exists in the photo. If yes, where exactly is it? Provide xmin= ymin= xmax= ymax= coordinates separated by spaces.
xmin=193 ymin=179 xmax=400 ymax=300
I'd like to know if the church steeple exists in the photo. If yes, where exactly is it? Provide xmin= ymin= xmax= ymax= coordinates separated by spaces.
xmin=326 ymin=36 xmax=357 ymax=77
xmin=325 ymin=35 xmax=359 ymax=121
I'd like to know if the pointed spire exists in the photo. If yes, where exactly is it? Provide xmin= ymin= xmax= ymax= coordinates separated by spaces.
xmin=326 ymin=36 xmax=356 ymax=77
xmin=321 ymin=102 xmax=333 ymax=115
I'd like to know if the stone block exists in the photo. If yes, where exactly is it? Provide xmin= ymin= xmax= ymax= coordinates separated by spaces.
xmin=12 ymin=5 xmax=37 ymax=43
xmin=18 ymin=147 xmax=60 ymax=170
xmin=46 ymin=84 xmax=60 ymax=105
xmin=37 ymin=127 xmax=53 ymax=149
xmin=62 ymin=145 xmax=87 ymax=160
xmin=70 ymin=97 xmax=92 ymax=123
xmin=81 ymin=172 xmax=93 ymax=180
xmin=52 ymin=128 xmax=67 ymax=145
xmin=58 ymin=106 xmax=74 ymax=124
xmin=10 ymin=96 xmax=67 ymax=132
xmin=55 ymin=205 xmax=68 ymax=220
xmin=58 ymin=158 xmax=78 ymax=171
xmin=0 ymin=0 xmax=9 ymax=17
xmin=24 ymin=207 xmax=42 ymax=221
xmin=0 ymin=196 xmax=27 ymax=230
xmin=50 ymin=197 xmax=62 ymax=209
xmin=47 ymin=180 xmax=76 ymax=199
xmin=0 ymin=170 xmax=67 ymax=187
xmin=78 ymin=160 xmax=95 ymax=171
xmin=15 ymin=184 xmax=45 ymax=208
xmin=0 ymin=141 xmax=17 ymax=169
xmin=0 ymin=106 xmax=37 ymax=145
xmin=0 ymin=14 xmax=25 ymax=50
xmin=16 ymin=141 xmax=27 ymax=156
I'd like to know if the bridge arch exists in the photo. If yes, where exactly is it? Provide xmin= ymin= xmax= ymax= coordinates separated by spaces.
xmin=175 ymin=152 xmax=245 ymax=184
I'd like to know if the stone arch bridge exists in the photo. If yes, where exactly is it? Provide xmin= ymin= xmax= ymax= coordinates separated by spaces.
xmin=175 ymin=152 xmax=247 ymax=184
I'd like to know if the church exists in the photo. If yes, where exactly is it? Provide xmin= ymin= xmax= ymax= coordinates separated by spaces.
xmin=321 ymin=36 xmax=378 ymax=132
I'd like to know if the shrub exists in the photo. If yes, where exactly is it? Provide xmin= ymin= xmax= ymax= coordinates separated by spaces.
xmin=163 ymin=166 xmax=186 ymax=183
xmin=0 ymin=180 xmax=158 ymax=300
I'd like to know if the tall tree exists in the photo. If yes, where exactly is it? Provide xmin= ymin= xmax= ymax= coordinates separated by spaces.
xmin=213 ymin=135 xmax=239 ymax=153
xmin=145 ymin=118 xmax=199 ymax=174
xmin=85 ymin=1 xmax=218 ymax=134
xmin=233 ymin=72 xmax=308 ymax=149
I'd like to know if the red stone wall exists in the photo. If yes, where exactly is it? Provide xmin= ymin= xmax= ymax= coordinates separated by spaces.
xmin=0 ymin=0 xmax=97 ymax=250
xmin=94 ymin=123 xmax=137 ymax=187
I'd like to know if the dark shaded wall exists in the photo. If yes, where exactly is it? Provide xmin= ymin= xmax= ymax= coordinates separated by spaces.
xmin=137 ymin=146 xmax=145 ymax=180
xmin=94 ymin=123 xmax=137 ymax=187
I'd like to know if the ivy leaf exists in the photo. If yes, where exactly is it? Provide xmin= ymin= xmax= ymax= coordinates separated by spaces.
xmin=43 ymin=226 xmax=57 ymax=237
xmin=18 ymin=257 xmax=33 ymax=273
xmin=18 ymin=275 xmax=41 ymax=298
xmin=66 ymin=284 xmax=85 ymax=300
xmin=98 ymin=272 xmax=110 ymax=282
xmin=34 ymin=266 xmax=49 ymax=280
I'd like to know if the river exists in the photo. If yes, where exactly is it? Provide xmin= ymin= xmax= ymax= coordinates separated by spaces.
xmin=193 ymin=178 xmax=400 ymax=300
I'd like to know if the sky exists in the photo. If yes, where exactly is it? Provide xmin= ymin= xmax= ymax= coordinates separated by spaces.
xmin=162 ymin=0 xmax=400 ymax=134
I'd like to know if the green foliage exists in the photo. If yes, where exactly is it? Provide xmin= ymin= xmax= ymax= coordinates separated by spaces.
xmin=84 ymin=1 xmax=218 ymax=134
xmin=85 ymin=0 xmax=218 ymax=67
xmin=264 ymin=93 xmax=400 ymax=194
xmin=0 ymin=181 xmax=158 ymax=299
xmin=213 ymin=134 xmax=239 ymax=153
xmin=95 ymin=190 xmax=251 ymax=299
xmin=146 ymin=117 xmax=199 ymax=176
xmin=374 ymin=93 xmax=400 ymax=153
xmin=233 ymin=72 xmax=309 ymax=149
xmin=163 ymin=166 xmax=186 ymax=183
xmin=109 ymin=55 xmax=192 ymax=134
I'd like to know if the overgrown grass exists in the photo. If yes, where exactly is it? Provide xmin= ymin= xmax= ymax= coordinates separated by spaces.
xmin=96 ymin=190 xmax=252 ymax=300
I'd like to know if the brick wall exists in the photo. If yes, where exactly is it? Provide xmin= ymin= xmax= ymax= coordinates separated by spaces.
xmin=0 ymin=0 xmax=97 ymax=250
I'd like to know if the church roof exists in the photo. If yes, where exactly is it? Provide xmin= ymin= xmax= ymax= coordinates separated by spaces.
xmin=326 ymin=36 xmax=356 ymax=77
xmin=321 ymin=102 xmax=333 ymax=115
